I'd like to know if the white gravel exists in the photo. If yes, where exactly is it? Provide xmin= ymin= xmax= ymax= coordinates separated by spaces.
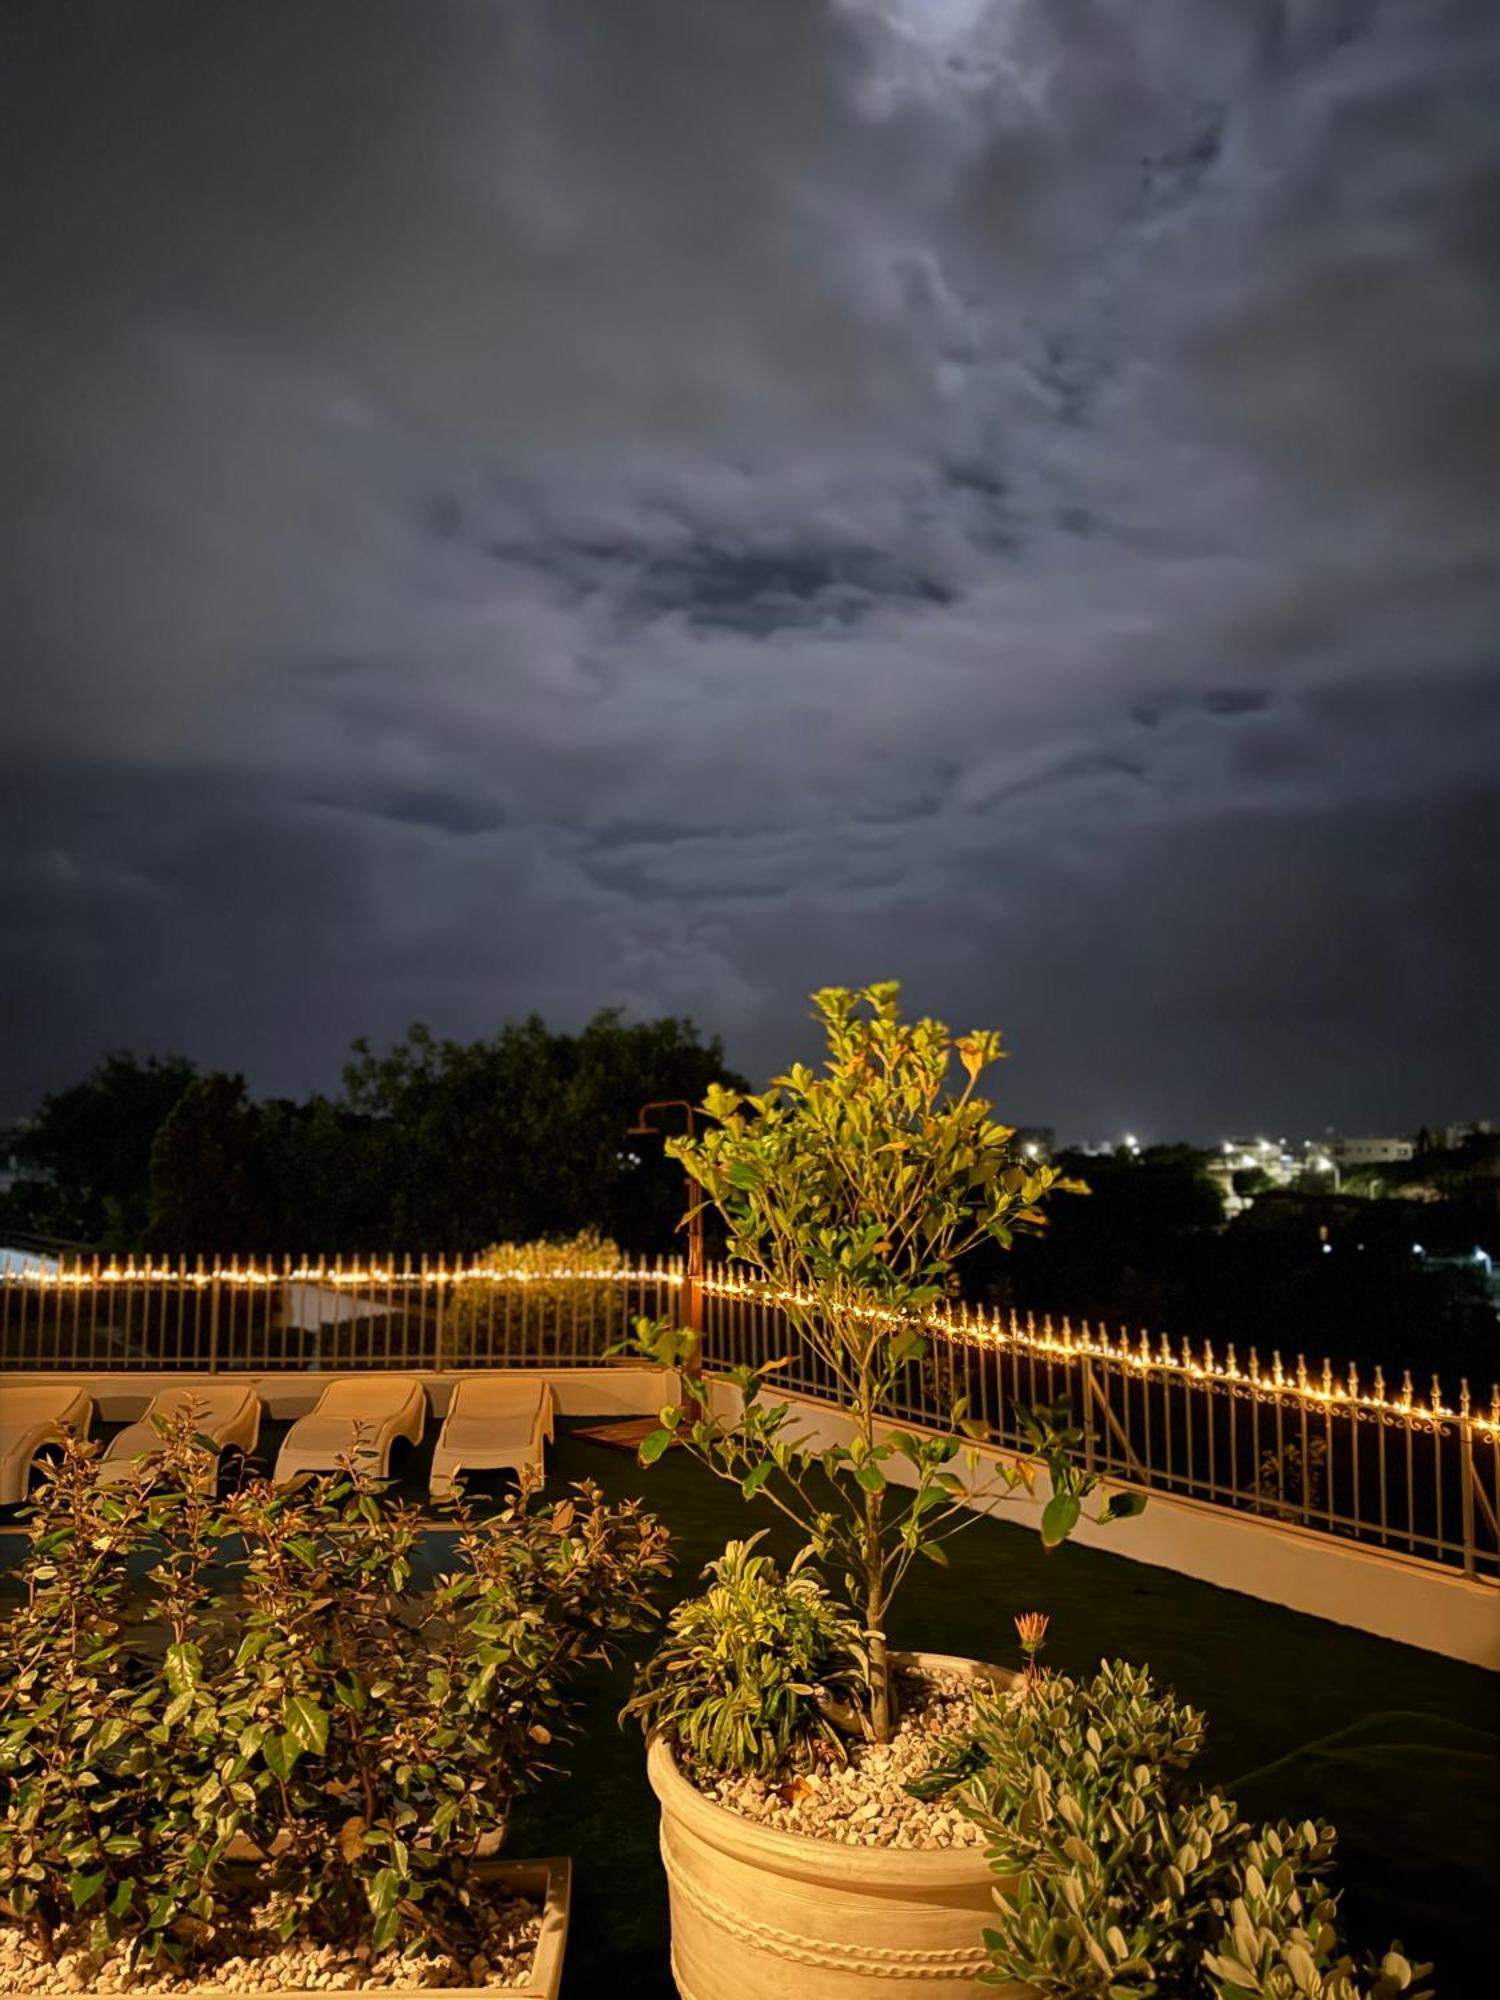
xmin=0 ymin=1895 xmax=542 ymax=1995
xmin=694 ymin=1667 xmax=992 ymax=1850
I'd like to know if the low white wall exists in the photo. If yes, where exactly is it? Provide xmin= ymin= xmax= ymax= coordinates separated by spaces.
xmin=706 ymin=1384 xmax=1500 ymax=1674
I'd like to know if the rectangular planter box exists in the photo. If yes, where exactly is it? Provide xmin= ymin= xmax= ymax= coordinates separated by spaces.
xmin=44 ymin=1858 xmax=571 ymax=2000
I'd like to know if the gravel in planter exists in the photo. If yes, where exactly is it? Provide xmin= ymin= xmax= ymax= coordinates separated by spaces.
xmin=694 ymin=1667 xmax=996 ymax=1849
xmin=0 ymin=1895 xmax=542 ymax=1995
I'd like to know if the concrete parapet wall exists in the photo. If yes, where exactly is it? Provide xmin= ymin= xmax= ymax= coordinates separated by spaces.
xmin=706 ymin=1384 xmax=1500 ymax=1673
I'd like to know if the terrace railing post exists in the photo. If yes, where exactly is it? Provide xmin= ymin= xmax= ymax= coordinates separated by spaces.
xmin=208 ymin=1265 xmax=221 ymax=1376
xmin=1081 ymin=1353 xmax=1097 ymax=1479
xmin=433 ymin=1256 xmax=447 ymax=1373
xmin=1460 ymin=1408 xmax=1478 ymax=1579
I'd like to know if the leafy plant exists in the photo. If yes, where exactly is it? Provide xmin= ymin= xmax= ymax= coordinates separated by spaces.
xmin=0 ymin=1422 xmax=671 ymax=1971
xmin=622 ymin=981 xmax=1143 ymax=1742
xmin=0 ymin=1417 xmax=239 ymax=1966
xmin=443 ymin=1228 xmax=628 ymax=1363
xmin=621 ymin=1534 xmax=867 ymax=1776
xmin=911 ymin=1661 xmax=1432 ymax=1999
xmin=210 ymin=1459 xmax=671 ymax=1956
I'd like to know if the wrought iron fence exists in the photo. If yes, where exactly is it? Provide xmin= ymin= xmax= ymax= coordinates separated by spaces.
xmin=0 ymin=1254 xmax=681 ymax=1373
xmin=4 ymin=1253 xmax=1496 ymax=1582
xmin=695 ymin=1272 xmax=1500 ymax=1585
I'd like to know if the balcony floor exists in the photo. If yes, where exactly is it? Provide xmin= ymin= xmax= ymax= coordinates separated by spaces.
xmin=4 ymin=1414 xmax=1497 ymax=1996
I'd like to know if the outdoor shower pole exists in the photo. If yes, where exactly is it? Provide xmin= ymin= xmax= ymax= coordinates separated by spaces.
xmin=630 ymin=1099 xmax=704 ymax=1411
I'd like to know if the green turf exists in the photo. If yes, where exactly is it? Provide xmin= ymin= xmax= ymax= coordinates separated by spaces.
xmin=502 ymin=1421 xmax=1498 ymax=1999
xmin=4 ymin=1416 xmax=1495 ymax=1995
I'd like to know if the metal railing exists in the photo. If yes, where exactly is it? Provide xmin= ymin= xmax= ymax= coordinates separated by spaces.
xmin=4 ymin=1253 xmax=1496 ymax=1582
xmin=0 ymin=1254 xmax=681 ymax=1373
xmin=697 ymin=1273 xmax=1500 ymax=1584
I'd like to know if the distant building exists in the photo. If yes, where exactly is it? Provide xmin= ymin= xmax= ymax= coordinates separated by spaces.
xmin=1424 ymin=1120 xmax=1494 ymax=1152
xmin=1328 ymin=1136 xmax=1415 ymax=1169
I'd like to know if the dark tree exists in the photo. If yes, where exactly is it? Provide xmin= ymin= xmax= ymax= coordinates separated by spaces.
xmin=339 ymin=1010 xmax=745 ymax=1254
xmin=0 ymin=1052 xmax=197 ymax=1248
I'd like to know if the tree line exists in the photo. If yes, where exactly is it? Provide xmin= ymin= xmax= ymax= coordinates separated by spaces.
xmin=0 ymin=1013 xmax=744 ymax=1257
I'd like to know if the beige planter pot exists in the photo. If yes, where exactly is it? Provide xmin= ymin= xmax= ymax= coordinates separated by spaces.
xmin=40 ymin=1859 xmax=570 ymax=2000
xmin=648 ymin=1653 xmax=1032 ymax=2000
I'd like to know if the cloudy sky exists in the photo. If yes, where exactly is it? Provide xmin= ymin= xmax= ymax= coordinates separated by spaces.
xmin=3 ymin=0 xmax=1497 ymax=1141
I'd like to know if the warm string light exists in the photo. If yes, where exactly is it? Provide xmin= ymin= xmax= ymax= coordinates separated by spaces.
xmin=3 ymin=1257 xmax=1494 ymax=1438
xmin=695 ymin=1273 xmax=1500 ymax=1438
xmin=2 ymin=1260 xmax=683 ymax=1289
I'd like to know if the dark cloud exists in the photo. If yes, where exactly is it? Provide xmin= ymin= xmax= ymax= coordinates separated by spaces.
xmin=1 ymin=0 xmax=1497 ymax=1139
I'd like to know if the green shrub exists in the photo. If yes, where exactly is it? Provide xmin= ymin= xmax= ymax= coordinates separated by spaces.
xmin=621 ymin=1534 xmax=866 ymax=1776
xmin=443 ymin=1228 xmax=629 ymax=1363
xmin=0 ymin=1416 xmax=671 ymax=1970
xmin=0 ymin=1423 xmax=230 ymax=1966
xmin=909 ymin=1662 xmax=1432 ymax=1999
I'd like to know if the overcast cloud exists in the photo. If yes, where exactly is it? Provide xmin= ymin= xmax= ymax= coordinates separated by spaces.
xmin=2 ymin=0 xmax=1497 ymax=1139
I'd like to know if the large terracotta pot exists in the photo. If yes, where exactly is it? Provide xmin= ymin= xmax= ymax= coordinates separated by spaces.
xmin=648 ymin=1652 xmax=1031 ymax=2000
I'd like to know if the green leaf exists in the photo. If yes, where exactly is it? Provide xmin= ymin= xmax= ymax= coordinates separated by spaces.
xmin=1040 ymin=1492 xmax=1082 ymax=1549
xmin=163 ymin=1641 xmax=203 ymax=1699
xmin=741 ymin=1462 xmax=773 ymax=1498
xmin=637 ymin=1428 xmax=674 ymax=1466
xmin=854 ymin=1464 xmax=886 ymax=1493
xmin=262 ymin=1732 xmax=294 ymax=1781
xmin=366 ymin=1866 xmax=401 ymax=1919
xmin=69 ymin=1869 xmax=107 ymax=1911
xmin=283 ymin=1694 xmax=329 ymax=1758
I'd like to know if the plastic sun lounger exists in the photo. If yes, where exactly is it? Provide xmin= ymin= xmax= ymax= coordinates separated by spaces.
xmin=429 ymin=1375 xmax=556 ymax=1500
xmin=0 ymin=1383 xmax=94 ymax=1505
xmin=272 ymin=1376 xmax=427 ymax=1487
xmin=97 ymin=1383 xmax=262 ymax=1487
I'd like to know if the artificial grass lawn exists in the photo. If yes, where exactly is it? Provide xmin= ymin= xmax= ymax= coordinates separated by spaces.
xmin=508 ymin=1421 xmax=1499 ymax=1999
xmin=4 ymin=1415 xmax=1496 ymax=1996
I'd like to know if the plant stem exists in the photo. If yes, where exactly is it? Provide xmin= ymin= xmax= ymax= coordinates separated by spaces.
xmin=863 ymin=1482 xmax=892 ymax=1743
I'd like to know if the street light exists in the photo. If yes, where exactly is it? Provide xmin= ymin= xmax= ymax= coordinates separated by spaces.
xmin=630 ymin=1099 xmax=705 ymax=1408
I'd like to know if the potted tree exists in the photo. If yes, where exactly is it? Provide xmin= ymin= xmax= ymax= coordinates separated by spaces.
xmin=621 ymin=983 xmax=1143 ymax=1998
xmin=0 ymin=1418 xmax=670 ymax=1997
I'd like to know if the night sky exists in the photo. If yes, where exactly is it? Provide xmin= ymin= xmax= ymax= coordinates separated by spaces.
xmin=3 ymin=0 xmax=1497 ymax=1141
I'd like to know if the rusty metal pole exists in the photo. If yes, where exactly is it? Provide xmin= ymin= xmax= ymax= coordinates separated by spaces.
xmin=631 ymin=1099 xmax=703 ymax=1417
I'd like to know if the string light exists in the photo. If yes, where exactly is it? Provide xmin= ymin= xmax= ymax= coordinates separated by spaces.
xmin=2 ymin=1256 xmax=1494 ymax=1438
xmin=3 ymin=1259 xmax=683 ymax=1289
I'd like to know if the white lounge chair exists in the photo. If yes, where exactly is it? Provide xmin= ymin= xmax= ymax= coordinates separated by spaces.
xmin=0 ymin=1384 xmax=94 ymax=1505
xmin=273 ymin=1376 xmax=427 ymax=1487
xmin=429 ymin=1375 xmax=556 ymax=1500
xmin=98 ymin=1383 xmax=261 ymax=1487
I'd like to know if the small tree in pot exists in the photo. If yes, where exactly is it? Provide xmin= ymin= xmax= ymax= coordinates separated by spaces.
xmin=626 ymin=981 xmax=1143 ymax=1746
